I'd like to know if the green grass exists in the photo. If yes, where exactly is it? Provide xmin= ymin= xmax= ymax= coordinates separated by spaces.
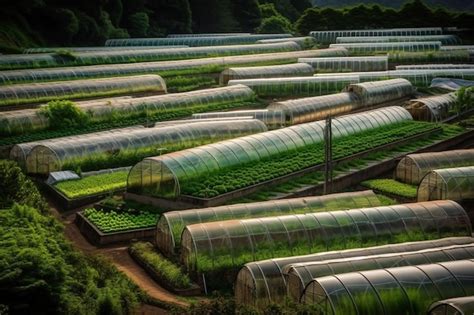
xmin=54 ymin=171 xmax=128 ymax=199
xmin=361 ymin=179 xmax=418 ymax=199
xmin=129 ymin=242 xmax=191 ymax=289
xmin=165 ymin=75 xmax=217 ymax=93
xmin=83 ymin=207 xmax=157 ymax=233
xmin=179 ymin=121 xmax=436 ymax=199
xmin=376 ymin=194 xmax=397 ymax=206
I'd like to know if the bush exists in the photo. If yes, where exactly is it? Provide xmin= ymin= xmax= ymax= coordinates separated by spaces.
xmin=128 ymin=12 xmax=149 ymax=37
xmin=454 ymin=87 xmax=474 ymax=114
xmin=255 ymin=15 xmax=293 ymax=34
xmin=40 ymin=100 xmax=89 ymax=130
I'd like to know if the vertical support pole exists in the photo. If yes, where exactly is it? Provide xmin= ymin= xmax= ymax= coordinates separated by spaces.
xmin=324 ymin=116 xmax=333 ymax=195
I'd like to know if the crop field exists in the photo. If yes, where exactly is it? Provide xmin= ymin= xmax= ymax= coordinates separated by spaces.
xmin=83 ymin=208 xmax=157 ymax=233
xmin=361 ymin=179 xmax=418 ymax=199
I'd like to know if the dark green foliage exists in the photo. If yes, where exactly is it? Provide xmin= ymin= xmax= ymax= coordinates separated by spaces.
xmin=231 ymin=0 xmax=262 ymax=32
xmin=0 ymin=160 xmax=47 ymax=212
xmin=128 ymin=12 xmax=150 ymax=37
xmin=256 ymin=15 xmax=294 ymax=34
xmin=39 ymin=100 xmax=89 ymax=130
xmin=454 ymin=87 xmax=474 ymax=115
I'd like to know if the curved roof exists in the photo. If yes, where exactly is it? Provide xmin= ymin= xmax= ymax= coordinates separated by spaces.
xmin=344 ymin=78 xmax=414 ymax=106
xmin=298 ymin=56 xmax=389 ymax=72
xmin=418 ymin=166 xmax=474 ymax=202
xmin=428 ymin=296 xmax=474 ymax=315
xmin=330 ymin=41 xmax=442 ymax=52
xmin=405 ymin=93 xmax=457 ymax=122
xmin=219 ymin=63 xmax=314 ymax=84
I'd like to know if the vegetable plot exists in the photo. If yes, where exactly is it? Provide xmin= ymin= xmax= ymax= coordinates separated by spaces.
xmin=83 ymin=208 xmax=157 ymax=233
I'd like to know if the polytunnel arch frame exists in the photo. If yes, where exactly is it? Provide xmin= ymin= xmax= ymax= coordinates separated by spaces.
xmin=26 ymin=144 xmax=62 ymax=175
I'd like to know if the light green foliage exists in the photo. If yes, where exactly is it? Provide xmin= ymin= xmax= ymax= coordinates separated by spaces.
xmin=454 ymin=87 xmax=474 ymax=114
xmin=54 ymin=171 xmax=128 ymax=199
xmin=39 ymin=100 xmax=88 ymax=129
xmin=130 ymin=242 xmax=191 ymax=289
xmin=362 ymin=179 xmax=418 ymax=198
xmin=83 ymin=208 xmax=157 ymax=233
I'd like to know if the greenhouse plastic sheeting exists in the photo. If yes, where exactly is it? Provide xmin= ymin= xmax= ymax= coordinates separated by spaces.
xmin=268 ymin=92 xmax=361 ymax=125
xmin=335 ymin=35 xmax=461 ymax=45
xmin=192 ymin=110 xmax=285 ymax=129
xmin=257 ymin=37 xmax=316 ymax=48
xmin=301 ymin=259 xmax=474 ymax=315
xmin=344 ymin=78 xmax=414 ymax=106
xmin=23 ymin=119 xmax=267 ymax=175
xmin=167 ymin=33 xmax=251 ymax=38
xmin=180 ymin=200 xmax=471 ymax=273
xmin=441 ymin=45 xmax=474 ymax=53
xmin=430 ymin=78 xmax=474 ymax=91
xmin=389 ymin=50 xmax=471 ymax=64
xmin=235 ymin=237 xmax=474 ymax=308
xmin=330 ymin=41 xmax=442 ymax=53
xmin=286 ymin=244 xmax=474 ymax=303
xmin=127 ymin=106 xmax=412 ymax=198
xmin=105 ymin=34 xmax=293 ymax=47
xmin=23 ymin=46 xmax=189 ymax=54
xmin=0 ymin=42 xmax=301 ymax=70
xmin=155 ymin=191 xmax=381 ymax=256
xmin=418 ymin=166 xmax=474 ymax=202
xmin=0 ymin=85 xmax=256 ymax=136
xmin=228 ymin=76 xmax=360 ymax=97
xmin=396 ymin=150 xmax=474 ymax=185
xmin=0 ymin=48 xmax=348 ymax=85
xmin=298 ymin=56 xmax=389 ymax=72
xmin=428 ymin=296 xmax=474 ymax=315
xmin=0 ymin=75 xmax=167 ymax=107
xmin=219 ymin=63 xmax=314 ymax=84
xmin=396 ymin=64 xmax=474 ymax=70
xmin=405 ymin=93 xmax=457 ymax=122
xmin=310 ymin=28 xmax=443 ymax=43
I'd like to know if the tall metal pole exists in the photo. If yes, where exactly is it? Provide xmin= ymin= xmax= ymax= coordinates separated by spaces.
xmin=324 ymin=116 xmax=333 ymax=195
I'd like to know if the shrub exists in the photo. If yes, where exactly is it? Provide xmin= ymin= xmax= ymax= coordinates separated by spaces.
xmin=255 ymin=15 xmax=293 ymax=34
xmin=454 ymin=87 xmax=474 ymax=114
xmin=128 ymin=12 xmax=149 ymax=37
xmin=40 ymin=100 xmax=89 ymax=130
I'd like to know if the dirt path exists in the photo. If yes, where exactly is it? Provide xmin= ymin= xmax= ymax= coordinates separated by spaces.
xmin=52 ymin=205 xmax=191 ymax=311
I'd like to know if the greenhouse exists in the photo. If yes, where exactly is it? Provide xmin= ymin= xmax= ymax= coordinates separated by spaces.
xmin=235 ymin=237 xmax=474 ymax=308
xmin=267 ymin=92 xmax=360 ymax=125
xmin=180 ymin=200 xmax=471 ymax=273
xmin=22 ymin=46 xmax=189 ymax=53
xmin=286 ymin=244 xmax=474 ymax=303
xmin=441 ymin=45 xmax=474 ymax=52
xmin=192 ymin=110 xmax=285 ymax=129
xmin=389 ymin=50 xmax=471 ymax=64
xmin=417 ymin=166 xmax=474 ymax=202
xmin=256 ymin=37 xmax=316 ymax=48
xmin=167 ymin=33 xmax=251 ymax=38
xmin=344 ymin=78 xmax=414 ymax=106
xmin=0 ymin=85 xmax=256 ymax=136
xmin=396 ymin=150 xmax=474 ymax=185
xmin=0 ymin=42 xmax=300 ymax=70
xmin=219 ymin=63 xmax=314 ymax=84
xmin=298 ymin=56 xmax=389 ymax=72
xmin=405 ymin=93 xmax=457 ymax=122
xmin=127 ymin=106 xmax=412 ymax=198
xmin=0 ymin=75 xmax=166 ymax=107
xmin=227 ymin=76 xmax=360 ymax=97
xmin=310 ymin=28 xmax=443 ymax=43
xmin=301 ymin=259 xmax=474 ymax=314
xmin=0 ymin=48 xmax=348 ymax=85
xmin=428 ymin=296 xmax=474 ymax=315
xmin=105 ymin=34 xmax=293 ymax=47
xmin=23 ymin=119 xmax=267 ymax=175
xmin=335 ymin=35 xmax=461 ymax=45
xmin=396 ymin=64 xmax=474 ymax=70
xmin=329 ymin=41 xmax=442 ymax=53
xmin=155 ymin=191 xmax=381 ymax=256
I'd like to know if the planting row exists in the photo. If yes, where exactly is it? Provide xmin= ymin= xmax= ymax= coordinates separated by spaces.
xmin=83 ymin=207 xmax=156 ymax=233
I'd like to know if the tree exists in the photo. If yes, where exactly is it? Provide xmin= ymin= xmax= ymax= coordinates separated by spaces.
xmin=128 ymin=11 xmax=149 ymax=37
xmin=256 ymin=15 xmax=293 ymax=34
xmin=232 ymin=0 xmax=262 ymax=32
xmin=295 ymin=7 xmax=325 ymax=35
xmin=398 ymin=0 xmax=434 ymax=27
xmin=146 ymin=0 xmax=192 ymax=35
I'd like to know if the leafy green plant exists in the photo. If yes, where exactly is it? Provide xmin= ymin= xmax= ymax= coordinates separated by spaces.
xmin=361 ymin=179 xmax=418 ymax=199
xmin=39 ymin=100 xmax=89 ymax=129
xmin=83 ymin=208 xmax=157 ymax=233
xmin=130 ymin=242 xmax=191 ymax=289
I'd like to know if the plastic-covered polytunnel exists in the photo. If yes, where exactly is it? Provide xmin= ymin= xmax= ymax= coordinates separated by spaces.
xmin=344 ymin=78 xmax=414 ymax=106
xmin=180 ymin=200 xmax=471 ymax=273
xmin=298 ymin=56 xmax=389 ymax=72
xmin=105 ymin=34 xmax=293 ymax=47
xmin=167 ymin=33 xmax=251 ymax=38
xmin=219 ymin=63 xmax=314 ymax=84
xmin=396 ymin=150 xmax=474 ymax=185
xmin=267 ymin=92 xmax=360 ymax=125
xmin=257 ymin=36 xmax=316 ymax=48
xmin=23 ymin=119 xmax=268 ymax=175
xmin=310 ymin=28 xmax=443 ymax=43
xmin=227 ymin=76 xmax=360 ymax=97
xmin=441 ymin=45 xmax=474 ymax=52
xmin=396 ymin=64 xmax=474 ymax=70
xmin=156 ymin=191 xmax=381 ymax=256
xmin=301 ymin=259 xmax=474 ymax=314
xmin=405 ymin=93 xmax=457 ymax=122
xmin=0 ymin=85 xmax=256 ymax=136
xmin=329 ymin=41 xmax=442 ymax=53
xmin=192 ymin=110 xmax=285 ymax=129
xmin=0 ymin=75 xmax=167 ymax=107
xmin=389 ymin=50 xmax=471 ymax=64
xmin=235 ymin=237 xmax=474 ymax=308
xmin=335 ymin=35 xmax=461 ymax=45
xmin=418 ymin=166 xmax=474 ymax=202
xmin=286 ymin=244 xmax=474 ymax=303
xmin=22 ymin=46 xmax=189 ymax=54
xmin=0 ymin=42 xmax=300 ymax=70
xmin=428 ymin=296 xmax=474 ymax=315
xmin=127 ymin=106 xmax=412 ymax=198
xmin=0 ymin=48 xmax=348 ymax=85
